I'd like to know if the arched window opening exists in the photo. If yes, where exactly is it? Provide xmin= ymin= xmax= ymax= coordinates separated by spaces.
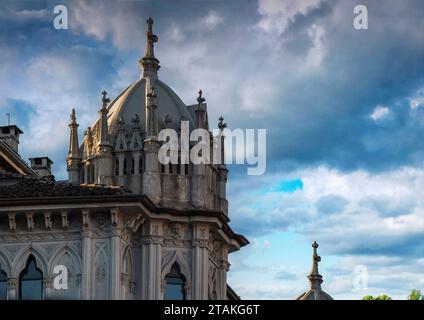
xmin=138 ymin=157 xmax=143 ymax=174
xmin=0 ymin=268 xmax=7 ymax=300
xmin=115 ymin=158 xmax=119 ymax=176
xmin=131 ymin=158 xmax=135 ymax=175
xmin=19 ymin=255 xmax=43 ymax=300
xmin=164 ymin=263 xmax=186 ymax=300
xmin=123 ymin=158 xmax=127 ymax=175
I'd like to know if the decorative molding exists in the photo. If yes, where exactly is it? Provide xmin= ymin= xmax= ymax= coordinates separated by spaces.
xmin=25 ymin=212 xmax=34 ymax=231
xmin=192 ymin=239 xmax=208 ymax=248
xmin=43 ymin=212 xmax=52 ymax=230
xmin=61 ymin=211 xmax=69 ymax=229
xmin=8 ymin=213 xmax=16 ymax=232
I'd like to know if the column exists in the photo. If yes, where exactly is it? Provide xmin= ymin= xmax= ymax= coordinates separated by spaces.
xmin=81 ymin=209 xmax=93 ymax=299
xmin=217 ymin=245 xmax=230 ymax=300
xmin=110 ymin=208 xmax=122 ymax=299
xmin=192 ymin=223 xmax=209 ymax=300
xmin=7 ymin=278 xmax=17 ymax=300
xmin=141 ymin=221 xmax=163 ymax=299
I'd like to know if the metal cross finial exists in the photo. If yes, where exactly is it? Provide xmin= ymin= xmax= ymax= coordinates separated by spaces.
xmin=6 ymin=113 xmax=10 ymax=125
xmin=145 ymin=17 xmax=158 ymax=58
xmin=312 ymin=241 xmax=321 ymax=273
xmin=218 ymin=116 xmax=227 ymax=132
xmin=101 ymin=90 xmax=110 ymax=108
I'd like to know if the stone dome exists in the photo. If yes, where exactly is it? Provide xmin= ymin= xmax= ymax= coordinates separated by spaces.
xmin=99 ymin=78 xmax=195 ymax=135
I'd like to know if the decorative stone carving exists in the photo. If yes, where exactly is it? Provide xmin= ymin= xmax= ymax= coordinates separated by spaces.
xmin=208 ymin=263 xmax=217 ymax=300
xmin=141 ymin=235 xmax=163 ymax=245
xmin=95 ymin=263 xmax=107 ymax=282
xmin=95 ymin=213 xmax=107 ymax=230
xmin=81 ymin=209 xmax=90 ymax=229
xmin=25 ymin=212 xmax=34 ymax=231
xmin=164 ymin=223 xmax=182 ymax=240
xmin=125 ymin=214 xmax=144 ymax=233
xmin=192 ymin=239 xmax=208 ymax=248
xmin=61 ymin=211 xmax=69 ymax=229
xmin=8 ymin=213 xmax=16 ymax=232
xmin=43 ymin=212 xmax=52 ymax=230
xmin=218 ymin=259 xmax=231 ymax=272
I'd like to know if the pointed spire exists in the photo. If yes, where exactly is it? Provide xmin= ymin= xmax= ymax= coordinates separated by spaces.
xmin=70 ymin=108 xmax=77 ymax=125
xmin=145 ymin=79 xmax=158 ymax=138
xmin=68 ymin=108 xmax=80 ymax=158
xmin=99 ymin=90 xmax=110 ymax=146
xmin=67 ymin=108 xmax=80 ymax=184
xmin=139 ymin=17 xmax=160 ymax=79
xmin=308 ymin=241 xmax=323 ymax=290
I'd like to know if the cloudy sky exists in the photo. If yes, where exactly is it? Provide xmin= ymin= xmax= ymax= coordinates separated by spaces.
xmin=1 ymin=0 xmax=424 ymax=299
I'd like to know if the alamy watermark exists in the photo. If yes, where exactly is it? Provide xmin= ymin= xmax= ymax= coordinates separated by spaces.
xmin=157 ymin=121 xmax=267 ymax=176
xmin=53 ymin=264 xmax=68 ymax=290
xmin=353 ymin=4 xmax=368 ymax=30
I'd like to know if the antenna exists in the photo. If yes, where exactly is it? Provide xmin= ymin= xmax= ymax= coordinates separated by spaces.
xmin=6 ymin=113 xmax=10 ymax=125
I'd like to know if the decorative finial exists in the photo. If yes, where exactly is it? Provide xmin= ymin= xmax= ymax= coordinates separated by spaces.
xmin=145 ymin=17 xmax=158 ymax=58
xmin=70 ymin=108 xmax=76 ymax=123
xmin=218 ymin=116 xmax=227 ymax=132
xmin=140 ymin=17 xmax=160 ymax=78
xmin=312 ymin=241 xmax=321 ymax=267
xmin=117 ymin=116 xmax=125 ymax=128
xmin=163 ymin=114 xmax=172 ymax=128
xmin=197 ymin=89 xmax=206 ymax=105
xmin=132 ymin=114 xmax=140 ymax=125
xmin=308 ymin=240 xmax=323 ymax=290
xmin=147 ymin=86 xmax=157 ymax=102
xmin=101 ymin=90 xmax=110 ymax=109
xmin=84 ymin=126 xmax=92 ymax=137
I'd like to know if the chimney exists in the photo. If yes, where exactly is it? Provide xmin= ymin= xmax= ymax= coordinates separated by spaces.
xmin=29 ymin=157 xmax=54 ymax=179
xmin=0 ymin=125 xmax=23 ymax=154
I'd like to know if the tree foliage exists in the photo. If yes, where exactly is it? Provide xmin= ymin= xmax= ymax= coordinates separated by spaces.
xmin=407 ymin=289 xmax=422 ymax=300
xmin=362 ymin=294 xmax=392 ymax=300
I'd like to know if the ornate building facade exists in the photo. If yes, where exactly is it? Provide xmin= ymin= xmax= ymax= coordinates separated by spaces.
xmin=0 ymin=17 xmax=247 ymax=300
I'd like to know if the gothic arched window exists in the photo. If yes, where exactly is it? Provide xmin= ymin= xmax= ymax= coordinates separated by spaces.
xmin=0 ymin=268 xmax=7 ymax=300
xmin=164 ymin=263 xmax=186 ymax=300
xmin=139 ymin=157 xmax=143 ymax=174
xmin=115 ymin=158 xmax=119 ymax=176
xmin=19 ymin=255 xmax=43 ymax=300
xmin=131 ymin=158 xmax=135 ymax=174
xmin=123 ymin=158 xmax=127 ymax=175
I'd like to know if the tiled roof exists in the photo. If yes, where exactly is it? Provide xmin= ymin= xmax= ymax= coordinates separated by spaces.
xmin=0 ymin=170 xmax=131 ymax=199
